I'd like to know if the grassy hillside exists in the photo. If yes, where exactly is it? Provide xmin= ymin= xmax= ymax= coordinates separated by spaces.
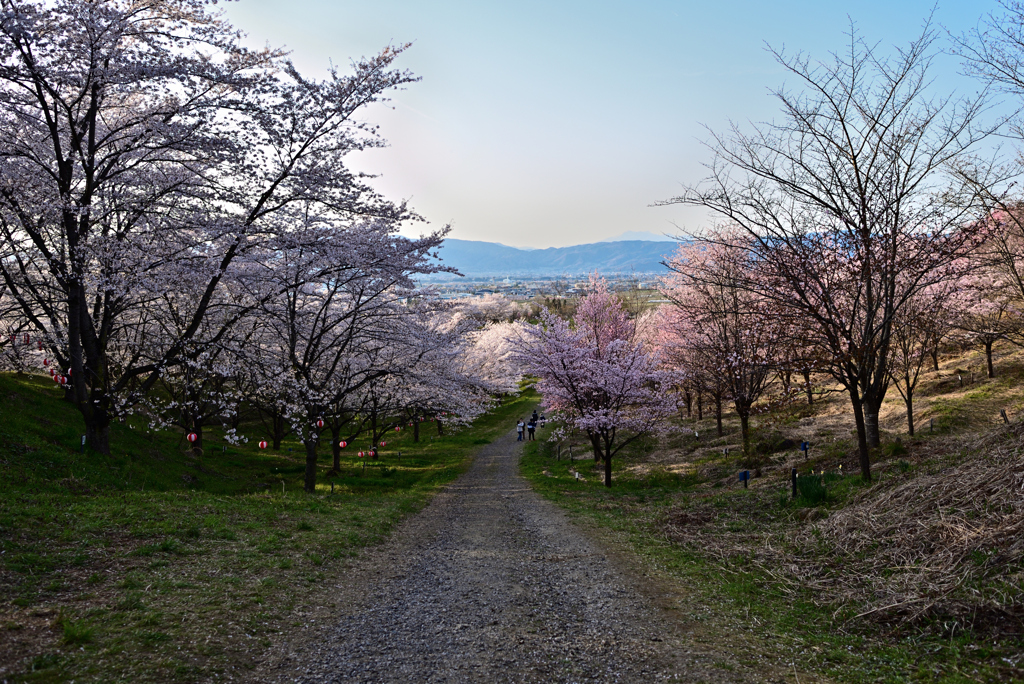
xmin=0 ymin=372 xmax=536 ymax=683
xmin=522 ymin=342 xmax=1024 ymax=683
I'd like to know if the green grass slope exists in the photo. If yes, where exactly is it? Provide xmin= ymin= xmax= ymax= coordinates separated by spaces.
xmin=0 ymin=372 xmax=536 ymax=682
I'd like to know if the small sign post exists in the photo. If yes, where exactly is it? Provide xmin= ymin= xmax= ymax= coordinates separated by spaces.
xmin=800 ymin=441 xmax=810 ymax=459
xmin=738 ymin=470 xmax=750 ymax=489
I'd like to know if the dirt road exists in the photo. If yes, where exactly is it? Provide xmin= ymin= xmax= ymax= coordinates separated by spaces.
xmin=253 ymin=425 xmax=775 ymax=683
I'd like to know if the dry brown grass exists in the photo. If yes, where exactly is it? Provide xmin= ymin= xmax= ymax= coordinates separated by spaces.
xmin=789 ymin=425 xmax=1024 ymax=633
xmin=645 ymin=341 xmax=1024 ymax=641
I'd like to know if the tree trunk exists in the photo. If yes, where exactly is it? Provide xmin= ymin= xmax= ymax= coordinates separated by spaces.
xmin=739 ymin=412 xmax=750 ymax=454
xmin=864 ymin=408 xmax=881 ymax=449
xmin=331 ymin=425 xmax=341 ymax=472
xmin=303 ymin=439 xmax=318 ymax=493
xmin=80 ymin=390 xmax=112 ymax=455
xmin=69 ymin=264 xmax=109 ymax=454
xmin=849 ymin=388 xmax=872 ymax=482
xmin=905 ymin=392 xmax=915 ymax=437
xmin=590 ymin=434 xmax=601 ymax=464
xmin=413 ymin=418 xmax=420 ymax=442
xmin=272 ymin=413 xmax=286 ymax=451
xmin=604 ymin=449 xmax=612 ymax=487
xmin=715 ymin=393 xmax=723 ymax=437
xmin=684 ymin=390 xmax=692 ymax=417
xmin=986 ymin=339 xmax=995 ymax=378
xmin=779 ymin=370 xmax=791 ymax=395
xmin=802 ymin=370 xmax=813 ymax=405
xmin=930 ymin=348 xmax=939 ymax=372
xmin=436 ymin=419 xmax=444 ymax=436
xmin=862 ymin=388 xmax=883 ymax=449
xmin=85 ymin=417 xmax=110 ymax=457
xmin=697 ymin=392 xmax=703 ymax=420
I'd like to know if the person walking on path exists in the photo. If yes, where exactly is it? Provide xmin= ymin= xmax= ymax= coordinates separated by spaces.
xmin=527 ymin=417 xmax=536 ymax=441
xmin=516 ymin=418 xmax=525 ymax=441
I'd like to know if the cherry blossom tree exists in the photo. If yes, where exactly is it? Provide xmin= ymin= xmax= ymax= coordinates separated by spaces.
xmin=660 ymin=25 xmax=992 ymax=481
xmin=954 ymin=270 xmax=1021 ymax=378
xmin=456 ymin=294 xmax=533 ymax=324
xmin=239 ymin=214 xmax=450 ymax=492
xmin=513 ymin=277 xmax=678 ymax=487
xmin=0 ymin=0 xmax=420 ymax=455
xmin=661 ymin=236 xmax=779 ymax=453
xmin=888 ymin=282 xmax=960 ymax=435
xmin=461 ymin=320 xmax=527 ymax=396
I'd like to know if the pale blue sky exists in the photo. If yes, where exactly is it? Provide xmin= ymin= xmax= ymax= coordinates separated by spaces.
xmin=223 ymin=1 xmax=999 ymax=248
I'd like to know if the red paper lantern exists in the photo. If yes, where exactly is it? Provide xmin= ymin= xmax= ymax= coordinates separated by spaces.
xmin=358 ymin=451 xmax=364 ymax=458
xmin=37 ymin=340 xmax=42 ymax=350
xmin=395 ymin=426 xmax=400 ymax=432
xmin=379 ymin=441 xmax=386 ymax=447
xmin=187 ymin=433 xmax=198 ymax=443
xmin=258 ymin=440 xmax=268 ymax=449
xmin=338 ymin=441 xmax=347 ymax=448
xmin=43 ymin=358 xmax=49 ymax=366
xmin=315 ymin=418 xmax=324 ymax=429
xmin=52 ymin=374 xmax=60 ymax=383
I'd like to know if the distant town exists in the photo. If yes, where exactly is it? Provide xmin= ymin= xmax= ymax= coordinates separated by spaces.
xmin=424 ymin=274 xmax=669 ymax=303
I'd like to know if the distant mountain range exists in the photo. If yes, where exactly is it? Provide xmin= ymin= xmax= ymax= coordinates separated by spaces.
xmin=428 ymin=237 xmax=680 ymax=278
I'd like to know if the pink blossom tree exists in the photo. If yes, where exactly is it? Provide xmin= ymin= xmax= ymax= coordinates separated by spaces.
xmin=888 ymin=281 xmax=961 ymax=435
xmin=954 ymin=270 xmax=1021 ymax=378
xmin=661 ymin=236 xmax=779 ymax=453
xmin=241 ymin=216 xmax=449 ymax=493
xmin=659 ymin=26 xmax=992 ymax=481
xmin=513 ymin=277 xmax=678 ymax=487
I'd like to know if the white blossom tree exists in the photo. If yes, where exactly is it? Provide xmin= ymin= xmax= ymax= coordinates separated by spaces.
xmin=0 ymin=0 xmax=419 ymax=455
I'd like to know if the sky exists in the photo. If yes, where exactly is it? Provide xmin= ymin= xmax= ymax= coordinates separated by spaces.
xmin=222 ymin=0 xmax=1000 ymax=248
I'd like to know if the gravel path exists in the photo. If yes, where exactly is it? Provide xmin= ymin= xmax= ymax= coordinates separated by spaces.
xmin=256 ymin=425 xmax=772 ymax=683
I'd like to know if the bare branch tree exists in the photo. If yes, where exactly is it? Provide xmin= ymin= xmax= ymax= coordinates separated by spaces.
xmin=659 ymin=23 xmax=992 ymax=481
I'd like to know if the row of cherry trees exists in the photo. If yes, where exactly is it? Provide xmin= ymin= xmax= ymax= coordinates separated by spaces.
xmin=655 ymin=14 xmax=1024 ymax=483
xmin=521 ymin=10 xmax=1024 ymax=486
xmin=0 ymin=0 xmax=524 ymax=492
